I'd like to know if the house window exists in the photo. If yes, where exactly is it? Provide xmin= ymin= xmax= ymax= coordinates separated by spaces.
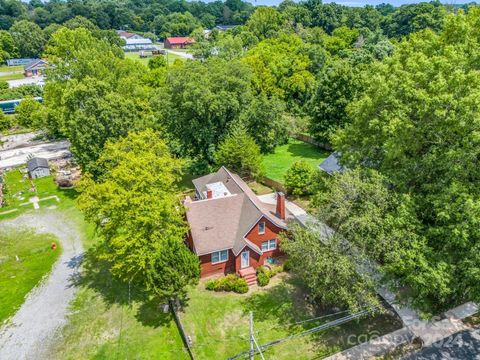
xmin=211 ymin=250 xmax=228 ymax=264
xmin=261 ymin=239 xmax=277 ymax=251
xmin=258 ymin=222 xmax=266 ymax=235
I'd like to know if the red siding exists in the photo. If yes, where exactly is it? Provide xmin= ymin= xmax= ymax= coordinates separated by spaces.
xmin=199 ymin=250 xmax=235 ymax=277
xmin=240 ymin=216 xmax=284 ymax=270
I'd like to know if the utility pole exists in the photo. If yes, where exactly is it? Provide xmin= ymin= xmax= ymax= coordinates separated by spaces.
xmin=249 ymin=312 xmax=254 ymax=360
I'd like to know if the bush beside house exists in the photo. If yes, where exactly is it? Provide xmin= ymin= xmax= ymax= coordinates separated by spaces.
xmin=205 ymin=274 xmax=249 ymax=294
xmin=256 ymin=265 xmax=284 ymax=287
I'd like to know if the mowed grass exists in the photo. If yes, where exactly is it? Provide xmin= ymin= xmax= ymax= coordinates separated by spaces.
xmin=0 ymin=229 xmax=62 ymax=323
xmin=50 ymin=256 xmax=188 ymax=360
xmin=181 ymin=275 xmax=402 ymax=359
xmin=263 ymin=139 xmax=330 ymax=183
xmin=0 ymin=168 xmax=78 ymax=220
xmin=0 ymin=64 xmax=24 ymax=73
xmin=0 ymin=72 xmax=24 ymax=81
xmin=124 ymin=51 xmax=184 ymax=66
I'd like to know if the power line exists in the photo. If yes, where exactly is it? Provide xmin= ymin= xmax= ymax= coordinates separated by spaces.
xmin=227 ymin=305 xmax=380 ymax=360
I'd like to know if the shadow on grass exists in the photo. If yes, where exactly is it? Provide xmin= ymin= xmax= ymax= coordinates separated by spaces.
xmin=286 ymin=142 xmax=330 ymax=160
xmin=242 ymin=276 xmax=316 ymax=328
xmin=72 ymin=248 xmax=173 ymax=328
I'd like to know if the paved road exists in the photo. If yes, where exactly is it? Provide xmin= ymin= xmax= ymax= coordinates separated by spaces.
xmin=0 ymin=140 xmax=71 ymax=169
xmin=0 ymin=212 xmax=84 ymax=360
xmin=403 ymin=329 xmax=480 ymax=360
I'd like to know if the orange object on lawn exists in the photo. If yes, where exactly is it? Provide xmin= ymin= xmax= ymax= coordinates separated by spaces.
xmin=51 ymin=242 xmax=57 ymax=250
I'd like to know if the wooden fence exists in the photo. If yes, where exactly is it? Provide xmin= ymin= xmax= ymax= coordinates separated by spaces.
xmin=262 ymin=177 xmax=286 ymax=193
xmin=293 ymin=133 xmax=332 ymax=151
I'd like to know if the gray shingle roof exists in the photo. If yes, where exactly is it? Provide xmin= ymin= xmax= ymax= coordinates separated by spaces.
xmin=27 ymin=157 xmax=49 ymax=172
xmin=319 ymin=151 xmax=344 ymax=175
xmin=186 ymin=167 xmax=293 ymax=256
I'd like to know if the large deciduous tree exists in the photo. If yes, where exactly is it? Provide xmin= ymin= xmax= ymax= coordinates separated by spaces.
xmin=78 ymin=130 xmax=200 ymax=300
xmin=333 ymin=9 xmax=480 ymax=311
xmin=281 ymin=224 xmax=379 ymax=312
xmin=9 ymin=20 xmax=46 ymax=57
xmin=43 ymin=28 xmax=151 ymax=174
xmin=153 ymin=58 xmax=252 ymax=162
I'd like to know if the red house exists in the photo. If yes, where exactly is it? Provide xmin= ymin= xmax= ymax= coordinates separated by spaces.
xmin=184 ymin=167 xmax=294 ymax=284
xmin=164 ymin=36 xmax=195 ymax=49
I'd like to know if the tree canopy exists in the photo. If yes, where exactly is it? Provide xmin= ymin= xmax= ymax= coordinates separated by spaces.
xmin=78 ymin=130 xmax=200 ymax=300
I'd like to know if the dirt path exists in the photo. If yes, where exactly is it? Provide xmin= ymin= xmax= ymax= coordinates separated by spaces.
xmin=0 ymin=212 xmax=84 ymax=360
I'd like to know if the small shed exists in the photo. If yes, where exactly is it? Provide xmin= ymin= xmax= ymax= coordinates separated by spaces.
xmin=27 ymin=157 xmax=50 ymax=179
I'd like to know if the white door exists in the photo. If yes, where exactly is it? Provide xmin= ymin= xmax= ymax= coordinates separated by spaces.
xmin=241 ymin=250 xmax=250 ymax=269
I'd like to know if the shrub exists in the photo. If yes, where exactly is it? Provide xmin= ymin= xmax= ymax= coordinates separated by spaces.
xmin=233 ymin=278 xmax=248 ymax=294
xmin=257 ymin=271 xmax=270 ymax=287
xmin=0 ymin=112 xmax=12 ymax=131
xmin=284 ymin=160 xmax=316 ymax=196
xmin=205 ymin=274 xmax=249 ymax=293
xmin=205 ymin=280 xmax=215 ymax=290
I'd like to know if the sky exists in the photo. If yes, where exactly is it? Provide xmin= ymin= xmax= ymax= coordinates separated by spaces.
xmin=251 ymin=0 xmax=469 ymax=6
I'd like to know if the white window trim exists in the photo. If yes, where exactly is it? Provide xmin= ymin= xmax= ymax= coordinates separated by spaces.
xmin=269 ymin=239 xmax=277 ymax=250
xmin=211 ymin=250 xmax=229 ymax=264
xmin=261 ymin=239 xmax=277 ymax=251
xmin=258 ymin=221 xmax=266 ymax=235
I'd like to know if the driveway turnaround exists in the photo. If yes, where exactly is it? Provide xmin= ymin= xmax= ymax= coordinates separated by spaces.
xmin=0 ymin=212 xmax=84 ymax=360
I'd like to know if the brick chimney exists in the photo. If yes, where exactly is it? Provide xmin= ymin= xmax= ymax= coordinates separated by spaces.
xmin=206 ymin=190 xmax=213 ymax=199
xmin=276 ymin=192 xmax=285 ymax=220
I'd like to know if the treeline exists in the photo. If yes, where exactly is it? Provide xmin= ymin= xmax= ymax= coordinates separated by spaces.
xmin=0 ymin=0 xmax=470 ymax=60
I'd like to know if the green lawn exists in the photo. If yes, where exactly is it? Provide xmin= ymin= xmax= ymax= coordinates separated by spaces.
xmin=181 ymin=275 xmax=402 ymax=359
xmin=0 ymin=72 xmax=24 ymax=81
xmin=0 ymin=64 xmax=23 ymax=73
xmin=50 ymin=255 xmax=187 ymax=360
xmin=263 ymin=139 xmax=330 ymax=183
xmin=124 ymin=51 xmax=185 ymax=66
xmin=0 ymin=168 xmax=77 ymax=220
xmin=0 ymin=229 xmax=62 ymax=323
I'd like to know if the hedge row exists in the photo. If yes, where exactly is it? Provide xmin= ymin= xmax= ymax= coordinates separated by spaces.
xmin=205 ymin=274 xmax=248 ymax=294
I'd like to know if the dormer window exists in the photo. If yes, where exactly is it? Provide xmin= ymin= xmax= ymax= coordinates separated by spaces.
xmin=259 ymin=221 xmax=266 ymax=235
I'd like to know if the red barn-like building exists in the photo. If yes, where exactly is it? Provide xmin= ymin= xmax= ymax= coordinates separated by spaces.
xmin=184 ymin=167 xmax=294 ymax=285
xmin=164 ymin=36 xmax=195 ymax=49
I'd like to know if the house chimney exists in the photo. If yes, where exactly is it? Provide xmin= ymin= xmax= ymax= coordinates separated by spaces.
xmin=276 ymin=192 xmax=285 ymax=220
xmin=206 ymin=190 xmax=213 ymax=199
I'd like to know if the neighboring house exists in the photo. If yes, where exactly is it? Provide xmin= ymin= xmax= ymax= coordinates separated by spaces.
xmin=319 ymin=151 xmax=344 ymax=175
xmin=24 ymin=59 xmax=48 ymax=77
xmin=164 ymin=37 xmax=195 ymax=49
xmin=184 ymin=167 xmax=295 ymax=283
xmin=27 ymin=157 xmax=50 ymax=179
xmin=118 ymin=31 xmax=154 ymax=51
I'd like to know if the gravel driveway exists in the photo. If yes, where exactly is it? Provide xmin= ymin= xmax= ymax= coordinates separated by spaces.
xmin=0 ymin=212 xmax=84 ymax=360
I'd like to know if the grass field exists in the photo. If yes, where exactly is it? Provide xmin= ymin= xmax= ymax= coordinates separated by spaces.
xmin=124 ymin=51 xmax=185 ymax=66
xmin=0 ymin=168 xmax=78 ymax=220
xmin=262 ymin=139 xmax=330 ymax=183
xmin=0 ymin=65 xmax=23 ymax=73
xmin=181 ymin=275 xmax=402 ymax=359
xmin=50 ymin=255 xmax=188 ymax=360
xmin=0 ymin=229 xmax=62 ymax=323
xmin=0 ymin=72 xmax=24 ymax=81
